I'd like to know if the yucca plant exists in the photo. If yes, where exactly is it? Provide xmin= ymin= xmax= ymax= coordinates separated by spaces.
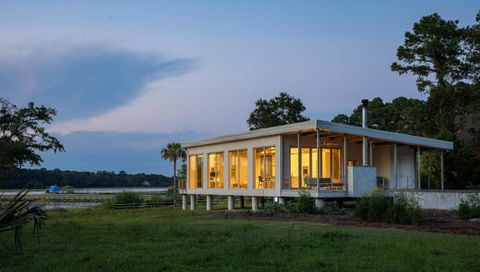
xmin=0 ymin=184 xmax=47 ymax=249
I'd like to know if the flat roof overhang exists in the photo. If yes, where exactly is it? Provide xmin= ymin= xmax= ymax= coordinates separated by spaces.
xmin=182 ymin=120 xmax=453 ymax=150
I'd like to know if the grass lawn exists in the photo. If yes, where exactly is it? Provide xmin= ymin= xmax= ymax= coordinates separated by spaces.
xmin=1 ymin=207 xmax=479 ymax=272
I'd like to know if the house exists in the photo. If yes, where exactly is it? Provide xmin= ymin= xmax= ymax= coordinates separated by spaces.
xmin=180 ymin=101 xmax=454 ymax=211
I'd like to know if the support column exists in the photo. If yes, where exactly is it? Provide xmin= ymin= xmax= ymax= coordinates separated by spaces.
xmin=206 ymin=195 xmax=212 ymax=211
xmin=369 ymin=141 xmax=373 ymax=166
xmin=228 ymin=196 xmax=234 ymax=210
xmin=316 ymin=129 xmax=320 ymax=191
xmin=417 ymin=146 xmax=421 ymax=189
xmin=252 ymin=196 xmax=258 ymax=211
xmin=190 ymin=195 xmax=196 ymax=210
xmin=363 ymin=137 xmax=369 ymax=166
xmin=278 ymin=197 xmax=286 ymax=206
xmin=343 ymin=135 xmax=347 ymax=191
xmin=393 ymin=143 xmax=398 ymax=189
xmin=297 ymin=132 xmax=302 ymax=189
xmin=440 ymin=151 xmax=444 ymax=191
xmin=315 ymin=199 xmax=324 ymax=209
xmin=182 ymin=195 xmax=187 ymax=210
xmin=240 ymin=196 xmax=245 ymax=209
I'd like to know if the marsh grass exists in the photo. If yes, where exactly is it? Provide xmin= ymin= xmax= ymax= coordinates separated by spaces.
xmin=0 ymin=207 xmax=479 ymax=271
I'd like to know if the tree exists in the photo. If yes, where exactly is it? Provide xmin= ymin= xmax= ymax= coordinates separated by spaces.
xmin=0 ymin=185 xmax=46 ymax=250
xmin=332 ymin=97 xmax=431 ymax=136
xmin=247 ymin=92 xmax=310 ymax=130
xmin=0 ymin=98 xmax=64 ymax=173
xmin=160 ymin=143 xmax=186 ymax=206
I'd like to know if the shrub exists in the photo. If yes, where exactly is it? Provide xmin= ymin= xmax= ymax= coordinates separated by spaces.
xmin=458 ymin=194 xmax=480 ymax=219
xmin=263 ymin=202 xmax=287 ymax=216
xmin=354 ymin=191 xmax=423 ymax=225
xmin=318 ymin=202 xmax=347 ymax=215
xmin=287 ymin=190 xmax=317 ymax=214
xmin=113 ymin=192 xmax=143 ymax=205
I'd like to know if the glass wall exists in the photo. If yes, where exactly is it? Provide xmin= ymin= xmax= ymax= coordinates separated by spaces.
xmin=229 ymin=149 xmax=248 ymax=189
xmin=189 ymin=154 xmax=204 ymax=188
xmin=208 ymin=152 xmax=224 ymax=189
xmin=254 ymin=146 xmax=276 ymax=189
xmin=289 ymin=147 xmax=342 ymax=188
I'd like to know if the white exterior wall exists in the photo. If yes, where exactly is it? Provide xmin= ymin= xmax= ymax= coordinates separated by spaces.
xmin=400 ymin=191 xmax=480 ymax=210
xmin=186 ymin=135 xmax=282 ymax=197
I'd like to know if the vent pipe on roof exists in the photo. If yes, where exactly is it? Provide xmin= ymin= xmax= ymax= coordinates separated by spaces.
xmin=361 ymin=99 xmax=368 ymax=128
xmin=361 ymin=99 xmax=369 ymax=166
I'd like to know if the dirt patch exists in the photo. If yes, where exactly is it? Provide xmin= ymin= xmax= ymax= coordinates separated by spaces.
xmin=211 ymin=209 xmax=480 ymax=236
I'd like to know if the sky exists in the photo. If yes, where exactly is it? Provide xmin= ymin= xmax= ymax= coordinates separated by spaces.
xmin=0 ymin=1 xmax=477 ymax=176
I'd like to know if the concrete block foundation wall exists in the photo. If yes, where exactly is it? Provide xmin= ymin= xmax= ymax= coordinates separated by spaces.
xmin=399 ymin=190 xmax=480 ymax=210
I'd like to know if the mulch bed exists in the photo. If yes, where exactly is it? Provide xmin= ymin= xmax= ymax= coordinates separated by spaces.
xmin=213 ymin=209 xmax=480 ymax=236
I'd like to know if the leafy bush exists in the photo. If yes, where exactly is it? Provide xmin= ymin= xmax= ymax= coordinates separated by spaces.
xmin=318 ymin=202 xmax=347 ymax=215
xmin=354 ymin=191 xmax=423 ymax=225
xmin=263 ymin=202 xmax=287 ymax=216
xmin=113 ymin=192 xmax=143 ymax=205
xmin=287 ymin=190 xmax=317 ymax=214
xmin=458 ymin=194 xmax=480 ymax=219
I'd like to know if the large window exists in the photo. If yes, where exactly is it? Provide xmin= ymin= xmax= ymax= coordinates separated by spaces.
xmin=229 ymin=149 xmax=248 ymax=189
xmin=189 ymin=154 xmax=204 ymax=189
xmin=289 ymin=147 xmax=342 ymax=187
xmin=208 ymin=152 xmax=224 ymax=189
xmin=289 ymin=147 xmax=311 ymax=188
xmin=254 ymin=146 xmax=276 ymax=189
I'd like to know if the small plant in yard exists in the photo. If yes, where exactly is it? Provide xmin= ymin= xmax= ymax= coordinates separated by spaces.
xmin=263 ymin=202 xmax=287 ymax=216
xmin=354 ymin=191 xmax=423 ymax=225
xmin=458 ymin=193 xmax=480 ymax=219
xmin=318 ymin=202 xmax=347 ymax=215
xmin=287 ymin=190 xmax=317 ymax=214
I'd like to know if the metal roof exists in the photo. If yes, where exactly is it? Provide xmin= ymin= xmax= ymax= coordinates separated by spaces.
xmin=182 ymin=119 xmax=453 ymax=150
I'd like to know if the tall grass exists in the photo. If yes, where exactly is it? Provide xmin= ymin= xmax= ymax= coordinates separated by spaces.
xmin=354 ymin=191 xmax=423 ymax=225
xmin=458 ymin=193 xmax=480 ymax=219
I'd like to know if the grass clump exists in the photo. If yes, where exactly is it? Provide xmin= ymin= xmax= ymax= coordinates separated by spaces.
xmin=354 ymin=191 xmax=423 ymax=225
xmin=458 ymin=193 xmax=480 ymax=219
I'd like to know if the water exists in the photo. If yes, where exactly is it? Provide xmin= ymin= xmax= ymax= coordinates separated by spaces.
xmin=40 ymin=202 xmax=102 ymax=210
xmin=0 ymin=187 xmax=168 ymax=196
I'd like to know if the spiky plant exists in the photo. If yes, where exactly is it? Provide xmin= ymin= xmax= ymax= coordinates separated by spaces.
xmin=0 ymin=184 xmax=47 ymax=249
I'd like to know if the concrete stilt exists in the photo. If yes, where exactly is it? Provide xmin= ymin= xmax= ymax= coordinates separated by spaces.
xmin=206 ymin=195 xmax=212 ymax=211
xmin=227 ymin=196 xmax=234 ymax=210
xmin=252 ymin=196 xmax=258 ymax=211
xmin=182 ymin=195 xmax=187 ymax=210
xmin=315 ymin=199 xmax=324 ymax=209
xmin=278 ymin=197 xmax=286 ymax=206
xmin=190 ymin=195 xmax=196 ymax=210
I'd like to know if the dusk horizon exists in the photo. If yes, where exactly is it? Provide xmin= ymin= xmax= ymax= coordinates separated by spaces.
xmin=1 ymin=1 xmax=477 ymax=175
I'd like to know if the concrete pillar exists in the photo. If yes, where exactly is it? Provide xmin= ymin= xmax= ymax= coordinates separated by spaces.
xmin=228 ymin=196 xmax=234 ymax=210
xmin=252 ymin=196 xmax=258 ymax=211
xmin=417 ymin=146 xmax=421 ymax=189
xmin=206 ymin=195 xmax=212 ymax=211
xmin=297 ymin=132 xmax=302 ymax=189
xmin=440 ymin=151 xmax=444 ymax=191
xmin=393 ymin=143 xmax=398 ymax=189
xmin=362 ymin=137 xmax=369 ymax=166
xmin=190 ymin=195 xmax=196 ymax=210
xmin=315 ymin=199 xmax=324 ymax=209
xmin=278 ymin=197 xmax=286 ymax=206
xmin=182 ymin=195 xmax=187 ymax=210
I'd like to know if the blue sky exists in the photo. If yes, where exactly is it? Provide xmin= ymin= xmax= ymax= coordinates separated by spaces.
xmin=0 ymin=1 xmax=477 ymax=175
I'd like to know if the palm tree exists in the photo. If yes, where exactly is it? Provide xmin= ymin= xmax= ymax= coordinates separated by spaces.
xmin=0 ymin=184 xmax=47 ymax=250
xmin=161 ymin=143 xmax=186 ymax=206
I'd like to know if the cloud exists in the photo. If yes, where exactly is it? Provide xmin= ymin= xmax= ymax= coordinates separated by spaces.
xmin=37 ymin=130 xmax=206 ymax=174
xmin=0 ymin=45 xmax=197 ymax=120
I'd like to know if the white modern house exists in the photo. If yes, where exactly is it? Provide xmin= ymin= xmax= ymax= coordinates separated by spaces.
xmin=181 ymin=101 xmax=454 ymax=211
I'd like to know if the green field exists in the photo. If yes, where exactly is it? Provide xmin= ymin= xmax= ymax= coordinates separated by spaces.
xmin=0 ymin=207 xmax=479 ymax=272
